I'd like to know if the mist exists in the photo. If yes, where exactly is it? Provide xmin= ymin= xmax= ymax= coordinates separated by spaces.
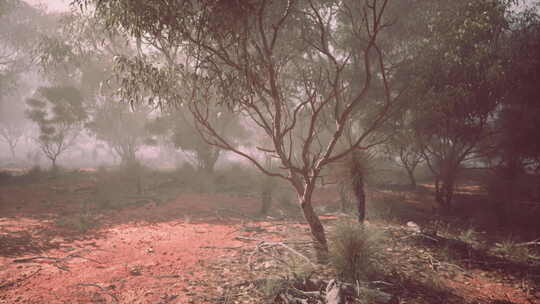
xmin=1 ymin=1 xmax=539 ymax=303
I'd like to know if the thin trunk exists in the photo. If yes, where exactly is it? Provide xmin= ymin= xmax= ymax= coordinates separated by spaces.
xmin=199 ymin=148 xmax=219 ymax=175
xmin=297 ymin=181 xmax=328 ymax=262
xmin=301 ymin=197 xmax=328 ymax=262
xmin=51 ymin=157 xmax=58 ymax=173
xmin=338 ymin=182 xmax=349 ymax=212
xmin=260 ymin=188 xmax=272 ymax=215
xmin=352 ymin=173 xmax=366 ymax=223
xmin=9 ymin=143 xmax=16 ymax=160
xmin=405 ymin=165 xmax=417 ymax=189
xmin=437 ymin=169 xmax=456 ymax=214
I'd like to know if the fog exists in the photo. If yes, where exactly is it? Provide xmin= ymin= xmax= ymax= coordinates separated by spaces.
xmin=1 ymin=1 xmax=539 ymax=303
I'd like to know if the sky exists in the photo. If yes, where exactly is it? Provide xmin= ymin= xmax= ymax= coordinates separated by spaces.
xmin=23 ymin=0 xmax=538 ymax=14
xmin=24 ymin=0 xmax=70 ymax=12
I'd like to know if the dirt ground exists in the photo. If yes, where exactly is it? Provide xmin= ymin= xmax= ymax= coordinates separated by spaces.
xmin=0 ymin=172 xmax=539 ymax=303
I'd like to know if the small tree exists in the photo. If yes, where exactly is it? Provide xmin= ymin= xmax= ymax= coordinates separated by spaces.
xmin=80 ymin=0 xmax=397 ymax=259
xmin=87 ymin=101 xmax=149 ymax=166
xmin=0 ymin=116 xmax=25 ymax=159
xmin=0 ymin=91 xmax=26 ymax=159
xmin=26 ymin=86 xmax=86 ymax=170
xmin=384 ymin=113 xmax=423 ymax=188
xmin=148 ymin=107 xmax=248 ymax=175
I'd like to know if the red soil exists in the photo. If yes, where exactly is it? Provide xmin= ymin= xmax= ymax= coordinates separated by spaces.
xmin=0 ymin=188 xmax=269 ymax=304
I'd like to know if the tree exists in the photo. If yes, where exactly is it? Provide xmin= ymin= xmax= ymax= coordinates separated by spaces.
xmin=0 ymin=89 xmax=27 ymax=159
xmin=0 ymin=0 xmax=44 ymax=155
xmin=148 ymin=106 xmax=248 ymax=174
xmin=400 ymin=0 xmax=511 ymax=212
xmin=87 ymin=101 xmax=149 ymax=166
xmin=485 ymin=3 xmax=540 ymax=226
xmin=36 ymin=10 xmax=151 ymax=167
xmin=384 ymin=113 xmax=423 ymax=188
xmin=81 ymin=0 xmax=397 ymax=259
xmin=26 ymin=86 xmax=86 ymax=169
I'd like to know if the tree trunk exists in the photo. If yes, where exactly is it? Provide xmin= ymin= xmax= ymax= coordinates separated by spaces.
xmin=405 ymin=166 xmax=417 ymax=189
xmin=9 ymin=143 xmax=16 ymax=160
xmin=260 ymin=187 xmax=272 ymax=215
xmin=352 ymin=173 xmax=366 ymax=223
xmin=437 ymin=169 xmax=456 ymax=214
xmin=338 ymin=182 xmax=349 ymax=212
xmin=299 ymin=187 xmax=328 ymax=262
xmin=199 ymin=148 xmax=219 ymax=175
xmin=51 ymin=158 xmax=57 ymax=170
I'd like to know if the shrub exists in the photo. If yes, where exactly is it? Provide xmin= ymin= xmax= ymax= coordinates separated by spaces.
xmin=494 ymin=238 xmax=532 ymax=263
xmin=55 ymin=211 xmax=96 ymax=233
xmin=18 ymin=165 xmax=45 ymax=183
xmin=0 ymin=171 xmax=12 ymax=184
xmin=329 ymin=220 xmax=381 ymax=282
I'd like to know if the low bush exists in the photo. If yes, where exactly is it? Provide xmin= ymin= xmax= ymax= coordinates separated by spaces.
xmin=328 ymin=220 xmax=382 ymax=282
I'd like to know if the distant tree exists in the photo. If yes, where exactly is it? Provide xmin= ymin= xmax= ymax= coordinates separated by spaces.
xmin=401 ymin=0 xmax=511 ymax=212
xmin=0 ymin=91 xmax=27 ymax=159
xmin=484 ymin=4 xmax=540 ymax=226
xmin=26 ymin=86 xmax=86 ymax=169
xmin=0 ymin=0 xmax=44 ymax=155
xmin=87 ymin=101 xmax=149 ymax=166
xmin=82 ymin=0 xmax=398 ymax=259
xmin=36 ymin=10 xmax=149 ymax=167
xmin=148 ymin=107 xmax=248 ymax=174
xmin=384 ymin=112 xmax=423 ymax=188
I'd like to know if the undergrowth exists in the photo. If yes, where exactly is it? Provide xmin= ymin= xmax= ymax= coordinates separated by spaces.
xmin=328 ymin=220 xmax=383 ymax=282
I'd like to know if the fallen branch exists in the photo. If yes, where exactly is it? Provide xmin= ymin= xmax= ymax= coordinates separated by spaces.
xmin=14 ymin=256 xmax=63 ymax=263
xmin=200 ymin=245 xmax=243 ymax=250
xmin=235 ymin=236 xmax=262 ymax=242
xmin=157 ymin=274 xmax=181 ymax=279
xmin=13 ymin=250 xmax=100 ymax=271
xmin=515 ymin=238 xmax=540 ymax=247
xmin=248 ymin=241 xmax=316 ymax=270
xmin=0 ymin=267 xmax=42 ymax=289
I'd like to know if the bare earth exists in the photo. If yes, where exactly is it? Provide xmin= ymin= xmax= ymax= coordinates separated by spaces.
xmin=0 ymin=175 xmax=538 ymax=303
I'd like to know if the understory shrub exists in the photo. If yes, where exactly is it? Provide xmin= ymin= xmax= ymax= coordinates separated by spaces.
xmin=329 ymin=220 xmax=382 ymax=282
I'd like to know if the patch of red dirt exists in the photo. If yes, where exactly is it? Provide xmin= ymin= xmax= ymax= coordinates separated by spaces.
xmin=0 ymin=190 xmax=268 ymax=304
xmin=446 ymin=270 xmax=535 ymax=304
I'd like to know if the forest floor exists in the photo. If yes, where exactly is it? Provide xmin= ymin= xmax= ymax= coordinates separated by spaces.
xmin=0 ymin=170 xmax=539 ymax=303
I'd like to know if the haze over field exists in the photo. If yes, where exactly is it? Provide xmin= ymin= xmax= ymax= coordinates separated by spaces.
xmin=1 ymin=1 xmax=539 ymax=303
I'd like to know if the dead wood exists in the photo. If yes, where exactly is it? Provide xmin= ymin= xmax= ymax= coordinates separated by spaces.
xmin=200 ymin=245 xmax=243 ymax=250
xmin=13 ymin=250 xmax=100 ymax=271
xmin=0 ymin=267 xmax=42 ymax=289
xmin=244 ymin=238 xmax=316 ymax=269
xmin=255 ymin=277 xmax=395 ymax=304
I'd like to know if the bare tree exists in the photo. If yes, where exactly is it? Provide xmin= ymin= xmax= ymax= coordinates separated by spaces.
xmin=0 ymin=119 xmax=25 ymax=159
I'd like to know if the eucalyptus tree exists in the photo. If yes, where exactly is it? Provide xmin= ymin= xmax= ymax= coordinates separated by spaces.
xmin=484 ymin=3 xmax=540 ymax=226
xmin=37 ymin=11 xmax=153 ymax=166
xmin=25 ymin=86 xmax=87 ymax=169
xmin=87 ymin=102 xmax=150 ymax=166
xmin=0 ymin=0 xmax=44 ymax=158
xmin=400 ymin=0 xmax=512 ymax=212
xmin=147 ymin=106 xmax=248 ymax=174
xmin=76 ymin=0 xmax=398 ymax=259
xmin=0 ymin=88 xmax=28 ymax=159
xmin=384 ymin=114 xmax=424 ymax=189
